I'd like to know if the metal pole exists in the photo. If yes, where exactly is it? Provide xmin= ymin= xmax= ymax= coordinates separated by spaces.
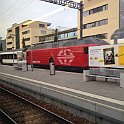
xmin=79 ymin=1 xmax=83 ymax=39
xmin=12 ymin=37 xmax=14 ymax=67
xmin=31 ymin=45 xmax=33 ymax=72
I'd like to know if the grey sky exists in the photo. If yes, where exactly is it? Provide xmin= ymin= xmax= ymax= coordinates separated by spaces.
xmin=0 ymin=0 xmax=80 ymax=39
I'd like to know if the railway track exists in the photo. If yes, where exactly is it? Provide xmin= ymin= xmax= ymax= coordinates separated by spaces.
xmin=0 ymin=87 xmax=74 ymax=124
xmin=0 ymin=109 xmax=17 ymax=124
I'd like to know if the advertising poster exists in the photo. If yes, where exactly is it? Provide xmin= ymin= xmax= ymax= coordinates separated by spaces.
xmin=118 ymin=46 xmax=124 ymax=66
xmin=103 ymin=47 xmax=115 ymax=65
xmin=89 ymin=47 xmax=104 ymax=67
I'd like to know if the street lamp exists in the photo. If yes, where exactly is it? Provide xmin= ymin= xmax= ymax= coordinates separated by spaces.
xmin=31 ymin=44 xmax=35 ymax=72
xmin=10 ymin=34 xmax=15 ymax=68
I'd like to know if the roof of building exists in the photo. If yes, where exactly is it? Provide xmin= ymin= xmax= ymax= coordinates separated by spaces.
xmin=22 ymin=20 xmax=51 ymax=26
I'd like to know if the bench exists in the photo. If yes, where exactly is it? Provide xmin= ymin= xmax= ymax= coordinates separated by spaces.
xmin=83 ymin=69 xmax=124 ymax=88
xmin=84 ymin=74 xmax=120 ymax=82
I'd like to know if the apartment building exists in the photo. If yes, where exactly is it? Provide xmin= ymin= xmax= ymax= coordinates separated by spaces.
xmin=38 ymin=28 xmax=77 ymax=43
xmin=78 ymin=0 xmax=124 ymax=43
xmin=6 ymin=20 xmax=53 ymax=50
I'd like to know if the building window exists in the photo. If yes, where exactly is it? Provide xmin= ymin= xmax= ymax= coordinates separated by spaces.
xmin=89 ymin=9 xmax=93 ymax=15
xmin=8 ymin=29 xmax=12 ymax=33
xmin=64 ymin=33 xmax=68 ymax=38
xmin=103 ymin=4 xmax=108 ymax=10
xmin=7 ymin=42 xmax=12 ymax=45
xmin=22 ymin=30 xmax=30 ymax=35
xmin=39 ymin=24 xmax=45 ymax=28
xmin=41 ymin=30 xmax=46 ymax=34
xmin=84 ymin=33 xmax=108 ymax=39
xmin=83 ymin=4 xmax=108 ymax=17
xmin=7 ymin=36 xmax=12 ymax=39
xmin=58 ymin=35 xmax=61 ymax=39
xmin=22 ymin=25 xmax=27 ymax=28
xmin=83 ymin=11 xmax=89 ymax=16
xmin=83 ymin=19 xmax=108 ymax=29
xmin=99 ymin=19 xmax=108 ymax=26
xmin=7 ymin=48 xmax=12 ymax=50
xmin=23 ymin=38 xmax=30 ymax=42
xmin=68 ymin=31 xmax=77 ymax=37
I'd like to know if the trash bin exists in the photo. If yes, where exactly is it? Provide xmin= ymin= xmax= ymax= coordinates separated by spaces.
xmin=49 ymin=58 xmax=55 ymax=75
xmin=50 ymin=62 xmax=55 ymax=75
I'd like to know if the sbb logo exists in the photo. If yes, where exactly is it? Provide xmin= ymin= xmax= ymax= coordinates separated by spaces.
xmin=57 ymin=49 xmax=75 ymax=65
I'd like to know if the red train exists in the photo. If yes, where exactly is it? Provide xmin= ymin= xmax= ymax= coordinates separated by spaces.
xmin=26 ymin=37 xmax=109 ymax=72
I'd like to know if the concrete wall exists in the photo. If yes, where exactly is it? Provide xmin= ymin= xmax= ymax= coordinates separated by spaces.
xmin=0 ymin=73 xmax=123 ymax=124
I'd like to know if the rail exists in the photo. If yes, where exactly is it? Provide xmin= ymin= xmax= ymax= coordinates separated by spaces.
xmin=0 ymin=87 xmax=74 ymax=124
xmin=0 ymin=109 xmax=17 ymax=124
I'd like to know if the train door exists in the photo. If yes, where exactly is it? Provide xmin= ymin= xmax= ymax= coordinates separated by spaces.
xmin=83 ymin=47 xmax=89 ymax=66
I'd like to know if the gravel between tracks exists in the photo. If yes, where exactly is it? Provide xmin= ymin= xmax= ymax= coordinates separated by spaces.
xmin=0 ymin=83 xmax=95 ymax=124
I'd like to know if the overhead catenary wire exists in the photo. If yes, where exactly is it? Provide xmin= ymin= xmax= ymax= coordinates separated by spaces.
xmin=0 ymin=0 xmax=33 ymax=25
xmin=0 ymin=0 xmax=79 ymax=25
xmin=0 ymin=0 xmax=78 ymax=38
xmin=0 ymin=0 xmax=21 ymax=17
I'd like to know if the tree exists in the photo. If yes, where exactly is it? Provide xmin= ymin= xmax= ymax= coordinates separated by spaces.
xmin=54 ymin=28 xmax=58 ymax=42
xmin=0 ymin=43 xmax=3 ymax=51
xmin=22 ymin=37 xmax=25 ymax=48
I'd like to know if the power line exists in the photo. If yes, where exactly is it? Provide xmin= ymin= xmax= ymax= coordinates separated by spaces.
xmin=0 ymin=0 xmax=33 ymax=24
xmin=0 ymin=0 xmax=20 ymax=17
xmin=0 ymin=0 xmax=78 ymax=39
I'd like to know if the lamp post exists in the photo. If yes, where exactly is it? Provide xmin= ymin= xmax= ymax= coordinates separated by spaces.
xmin=31 ymin=44 xmax=34 ymax=72
xmin=10 ymin=34 xmax=15 ymax=68
xmin=0 ymin=37 xmax=2 ymax=51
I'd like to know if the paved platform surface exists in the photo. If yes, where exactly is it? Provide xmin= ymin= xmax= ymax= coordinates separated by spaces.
xmin=0 ymin=65 xmax=124 ymax=110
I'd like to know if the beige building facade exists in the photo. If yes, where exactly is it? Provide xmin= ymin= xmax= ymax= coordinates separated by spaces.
xmin=78 ymin=0 xmax=123 ymax=43
xmin=6 ymin=20 xmax=53 ymax=50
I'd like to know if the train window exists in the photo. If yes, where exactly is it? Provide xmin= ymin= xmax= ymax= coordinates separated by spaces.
xmin=2 ymin=55 xmax=4 ymax=59
xmin=84 ymin=47 xmax=88 ymax=54
xmin=9 ymin=54 xmax=12 ymax=59
xmin=14 ymin=54 xmax=17 ymax=59
xmin=5 ymin=54 xmax=8 ymax=59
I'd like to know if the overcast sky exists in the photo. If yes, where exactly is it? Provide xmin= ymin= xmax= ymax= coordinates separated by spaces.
xmin=0 ymin=0 xmax=80 ymax=39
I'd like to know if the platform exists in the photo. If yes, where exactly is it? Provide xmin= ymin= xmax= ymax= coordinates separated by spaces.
xmin=0 ymin=64 xmax=124 ymax=124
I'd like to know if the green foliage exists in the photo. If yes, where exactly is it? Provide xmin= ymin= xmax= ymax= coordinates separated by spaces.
xmin=54 ymin=28 xmax=58 ymax=42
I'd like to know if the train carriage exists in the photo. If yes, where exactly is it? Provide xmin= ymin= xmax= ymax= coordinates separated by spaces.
xmin=0 ymin=49 xmax=24 ymax=65
xmin=26 ymin=37 xmax=109 ymax=72
xmin=0 ymin=51 xmax=17 ymax=65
